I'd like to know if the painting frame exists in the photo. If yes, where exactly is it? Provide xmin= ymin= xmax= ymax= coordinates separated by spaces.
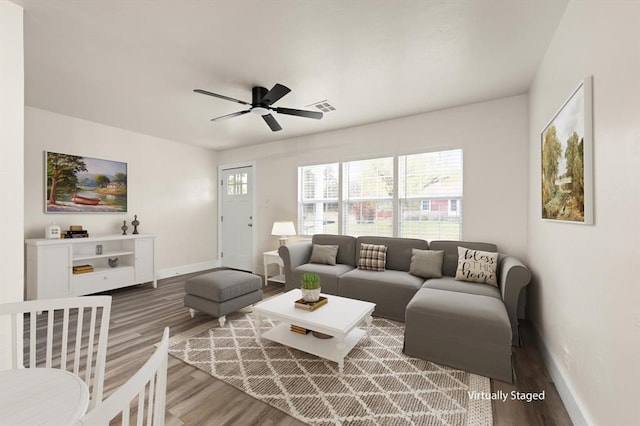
xmin=45 ymin=151 xmax=128 ymax=213
xmin=541 ymin=76 xmax=593 ymax=224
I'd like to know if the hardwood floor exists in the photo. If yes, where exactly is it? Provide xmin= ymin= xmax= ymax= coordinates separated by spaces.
xmin=87 ymin=272 xmax=570 ymax=425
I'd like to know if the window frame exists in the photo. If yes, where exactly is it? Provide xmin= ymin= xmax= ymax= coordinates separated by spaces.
xmin=297 ymin=149 xmax=463 ymax=240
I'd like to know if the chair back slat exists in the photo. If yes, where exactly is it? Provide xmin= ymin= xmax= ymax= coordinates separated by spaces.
xmin=75 ymin=327 xmax=169 ymax=426
xmin=137 ymin=388 xmax=146 ymax=426
xmin=84 ymin=307 xmax=97 ymax=386
xmin=46 ymin=310 xmax=54 ymax=368
xmin=61 ymin=308 xmax=70 ymax=369
xmin=0 ymin=296 xmax=111 ymax=410
xmin=29 ymin=311 xmax=36 ymax=368
xmin=74 ymin=306 xmax=84 ymax=376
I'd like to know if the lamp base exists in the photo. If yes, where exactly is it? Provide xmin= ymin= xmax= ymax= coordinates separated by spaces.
xmin=278 ymin=237 xmax=288 ymax=246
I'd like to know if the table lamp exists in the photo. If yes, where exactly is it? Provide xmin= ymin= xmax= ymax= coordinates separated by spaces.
xmin=271 ymin=221 xmax=296 ymax=246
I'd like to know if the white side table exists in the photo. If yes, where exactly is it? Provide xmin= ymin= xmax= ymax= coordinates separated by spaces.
xmin=263 ymin=250 xmax=285 ymax=286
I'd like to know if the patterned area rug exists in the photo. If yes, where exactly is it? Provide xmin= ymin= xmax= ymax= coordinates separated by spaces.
xmin=168 ymin=314 xmax=492 ymax=425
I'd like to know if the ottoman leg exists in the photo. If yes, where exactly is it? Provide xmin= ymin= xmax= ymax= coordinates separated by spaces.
xmin=189 ymin=308 xmax=196 ymax=318
xmin=218 ymin=315 xmax=226 ymax=327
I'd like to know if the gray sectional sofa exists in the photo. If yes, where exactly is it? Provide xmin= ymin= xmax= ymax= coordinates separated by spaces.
xmin=278 ymin=234 xmax=531 ymax=383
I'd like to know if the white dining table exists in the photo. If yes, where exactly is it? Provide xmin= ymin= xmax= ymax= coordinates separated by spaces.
xmin=0 ymin=368 xmax=89 ymax=426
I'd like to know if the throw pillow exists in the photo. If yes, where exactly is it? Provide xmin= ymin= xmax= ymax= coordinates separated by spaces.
xmin=409 ymin=249 xmax=444 ymax=279
xmin=358 ymin=243 xmax=387 ymax=271
xmin=309 ymin=244 xmax=339 ymax=266
xmin=455 ymin=247 xmax=498 ymax=286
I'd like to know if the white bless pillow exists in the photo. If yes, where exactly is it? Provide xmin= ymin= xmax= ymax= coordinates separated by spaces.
xmin=455 ymin=247 xmax=498 ymax=287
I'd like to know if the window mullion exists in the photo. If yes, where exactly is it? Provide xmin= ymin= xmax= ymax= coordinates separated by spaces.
xmin=392 ymin=155 xmax=399 ymax=237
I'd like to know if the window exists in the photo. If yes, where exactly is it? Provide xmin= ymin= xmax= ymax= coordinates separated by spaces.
xmin=297 ymin=149 xmax=463 ymax=240
xmin=298 ymin=163 xmax=339 ymax=235
xmin=227 ymin=173 xmax=247 ymax=195
xmin=398 ymin=149 xmax=463 ymax=240
xmin=343 ymin=157 xmax=393 ymax=236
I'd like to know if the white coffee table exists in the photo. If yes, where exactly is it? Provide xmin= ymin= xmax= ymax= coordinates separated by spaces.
xmin=253 ymin=289 xmax=375 ymax=373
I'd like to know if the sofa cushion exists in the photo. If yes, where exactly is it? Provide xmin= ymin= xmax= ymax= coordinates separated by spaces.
xmin=339 ymin=269 xmax=425 ymax=322
xmin=309 ymin=244 xmax=339 ymax=265
xmin=429 ymin=241 xmax=498 ymax=277
xmin=409 ymin=249 xmax=444 ymax=278
xmin=356 ymin=236 xmax=428 ymax=271
xmin=293 ymin=263 xmax=354 ymax=295
xmin=357 ymin=243 xmax=387 ymax=271
xmin=422 ymin=276 xmax=501 ymax=299
xmin=311 ymin=234 xmax=357 ymax=266
xmin=455 ymin=247 xmax=498 ymax=286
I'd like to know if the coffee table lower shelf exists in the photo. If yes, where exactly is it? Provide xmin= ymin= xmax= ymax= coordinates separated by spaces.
xmin=260 ymin=323 xmax=367 ymax=373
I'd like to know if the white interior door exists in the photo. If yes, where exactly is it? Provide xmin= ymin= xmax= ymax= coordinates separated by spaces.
xmin=220 ymin=165 xmax=254 ymax=271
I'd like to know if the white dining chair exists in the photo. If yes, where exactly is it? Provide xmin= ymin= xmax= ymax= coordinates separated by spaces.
xmin=75 ymin=327 xmax=169 ymax=426
xmin=0 ymin=295 xmax=111 ymax=409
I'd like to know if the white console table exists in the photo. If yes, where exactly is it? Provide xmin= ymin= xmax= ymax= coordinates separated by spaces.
xmin=263 ymin=250 xmax=285 ymax=286
xmin=25 ymin=234 xmax=156 ymax=300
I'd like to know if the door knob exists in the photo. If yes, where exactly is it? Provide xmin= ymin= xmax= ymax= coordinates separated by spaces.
xmin=248 ymin=223 xmax=253 ymax=227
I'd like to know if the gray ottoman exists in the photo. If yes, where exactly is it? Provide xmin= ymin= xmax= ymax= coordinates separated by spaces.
xmin=184 ymin=269 xmax=263 ymax=326
xmin=404 ymin=287 xmax=513 ymax=383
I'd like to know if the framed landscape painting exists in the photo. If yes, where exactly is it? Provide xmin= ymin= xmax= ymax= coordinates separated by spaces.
xmin=541 ymin=76 xmax=593 ymax=224
xmin=45 ymin=151 xmax=128 ymax=213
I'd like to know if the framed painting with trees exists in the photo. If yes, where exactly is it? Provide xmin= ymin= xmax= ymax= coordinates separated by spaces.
xmin=541 ymin=76 xmax=593 ymax=224
xmin=45 ymin=151 xmax=128 ymax=213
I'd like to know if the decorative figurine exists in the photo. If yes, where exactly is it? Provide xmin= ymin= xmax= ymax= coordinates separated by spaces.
xmin=108 ymin=257 xmax=119 ymax=268
xmin=132 ymin=215 xmax=140 ymax=234
xmin=121 ymin=220 xmax=128 ymax=235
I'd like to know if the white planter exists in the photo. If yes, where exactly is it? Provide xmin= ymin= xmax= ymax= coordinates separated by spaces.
xmin=301 ymin=288 xmax=321 ymax=302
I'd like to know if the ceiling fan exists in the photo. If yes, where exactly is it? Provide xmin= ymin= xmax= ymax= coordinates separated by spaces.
xmin=194 ymin=83 xmax=323 ymax=132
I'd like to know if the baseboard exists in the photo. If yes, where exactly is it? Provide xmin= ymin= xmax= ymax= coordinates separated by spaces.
xmin=530 ymin=323 xmax=592 ymax=426
xmin=156 ymin=260 xmax=220 ymax=280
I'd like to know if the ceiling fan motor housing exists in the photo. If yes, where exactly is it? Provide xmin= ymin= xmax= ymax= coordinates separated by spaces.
xmin=251 ymin=86 xmax=271 ymax=115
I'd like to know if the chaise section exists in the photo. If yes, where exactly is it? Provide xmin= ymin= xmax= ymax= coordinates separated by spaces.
xmin=422 ymin=276 xmax=501 ymax=299
xmin=404 ymin=287 xmax=513 ymax=383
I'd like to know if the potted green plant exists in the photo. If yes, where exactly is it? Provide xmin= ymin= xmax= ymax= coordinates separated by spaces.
xmin=301 ymin=272 xmax=321 ymax=302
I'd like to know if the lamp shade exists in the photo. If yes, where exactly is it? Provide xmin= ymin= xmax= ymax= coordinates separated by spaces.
xmin=271 ymin=221 xmax=296 ymax=236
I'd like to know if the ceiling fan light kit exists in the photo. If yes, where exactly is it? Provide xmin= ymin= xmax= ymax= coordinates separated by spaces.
xmin=194 ymin=83 xmax=323 ymax=132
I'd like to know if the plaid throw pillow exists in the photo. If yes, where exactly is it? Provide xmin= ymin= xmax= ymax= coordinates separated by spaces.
xmin=358 ymin=243 xmax=387 ymax=271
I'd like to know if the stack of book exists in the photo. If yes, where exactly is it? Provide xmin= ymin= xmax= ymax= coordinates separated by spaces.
xmin=294 ymin=296 xmax=328 ymax=311
xmin=290 ymin=324 xmax=310 ymax=335
xmin=64 ymin=229 xmax=89 ymax=238
xmin=72 ymin=264 xmax=94 ymax=274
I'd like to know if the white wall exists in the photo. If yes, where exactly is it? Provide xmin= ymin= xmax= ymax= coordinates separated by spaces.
xmin=24 ymin=107 xmax=219 ymax=277
xmin=528 ymin=2 xmax=640 ymax=425
xmin=0 ymin=0 xmax=24 ymax=368
xmin=219 ymin=95 xmax=529 ymax=272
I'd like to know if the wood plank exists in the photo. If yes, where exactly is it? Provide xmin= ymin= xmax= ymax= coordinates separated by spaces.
xmin=26 ymin=270 xmax=571 ymax=425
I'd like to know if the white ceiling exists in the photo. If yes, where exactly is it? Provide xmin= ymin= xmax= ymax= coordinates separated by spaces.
xmin=13 ymin=0 xmax=568 ymax=150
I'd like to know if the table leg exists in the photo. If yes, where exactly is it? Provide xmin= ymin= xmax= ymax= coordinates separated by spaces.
xmin=263 ymin=261 xmax=269 ymax=286
xmin=336 ymin=335 xmax=345 ymax=374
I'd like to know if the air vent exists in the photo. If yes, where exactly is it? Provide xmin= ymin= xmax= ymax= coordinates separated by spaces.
xmin=307 ymin=100 xmax=336 ymax=113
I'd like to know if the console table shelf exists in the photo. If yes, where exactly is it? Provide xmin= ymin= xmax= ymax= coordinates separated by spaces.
xmin=26 ymin=234 xmax=156 ymax=300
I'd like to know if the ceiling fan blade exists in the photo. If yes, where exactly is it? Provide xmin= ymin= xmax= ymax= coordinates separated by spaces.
xmin=210 ymin=110 xmax=251 ymax=122
xmin=260 ymin=84 xmax=291 ymax=105
xmin=262 ymin=114 xmax=282 ymax=131
xmin=194 ymin=89 xmax=250 ymax=106
xmin=275 ymin=107 xmax=323 ymax=120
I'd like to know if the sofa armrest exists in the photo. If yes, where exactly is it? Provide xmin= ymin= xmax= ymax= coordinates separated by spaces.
xmin=278 ymin=242 xmax=313 ymax=291
xmin=499 ymin=256 xmax=532 ymax=346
